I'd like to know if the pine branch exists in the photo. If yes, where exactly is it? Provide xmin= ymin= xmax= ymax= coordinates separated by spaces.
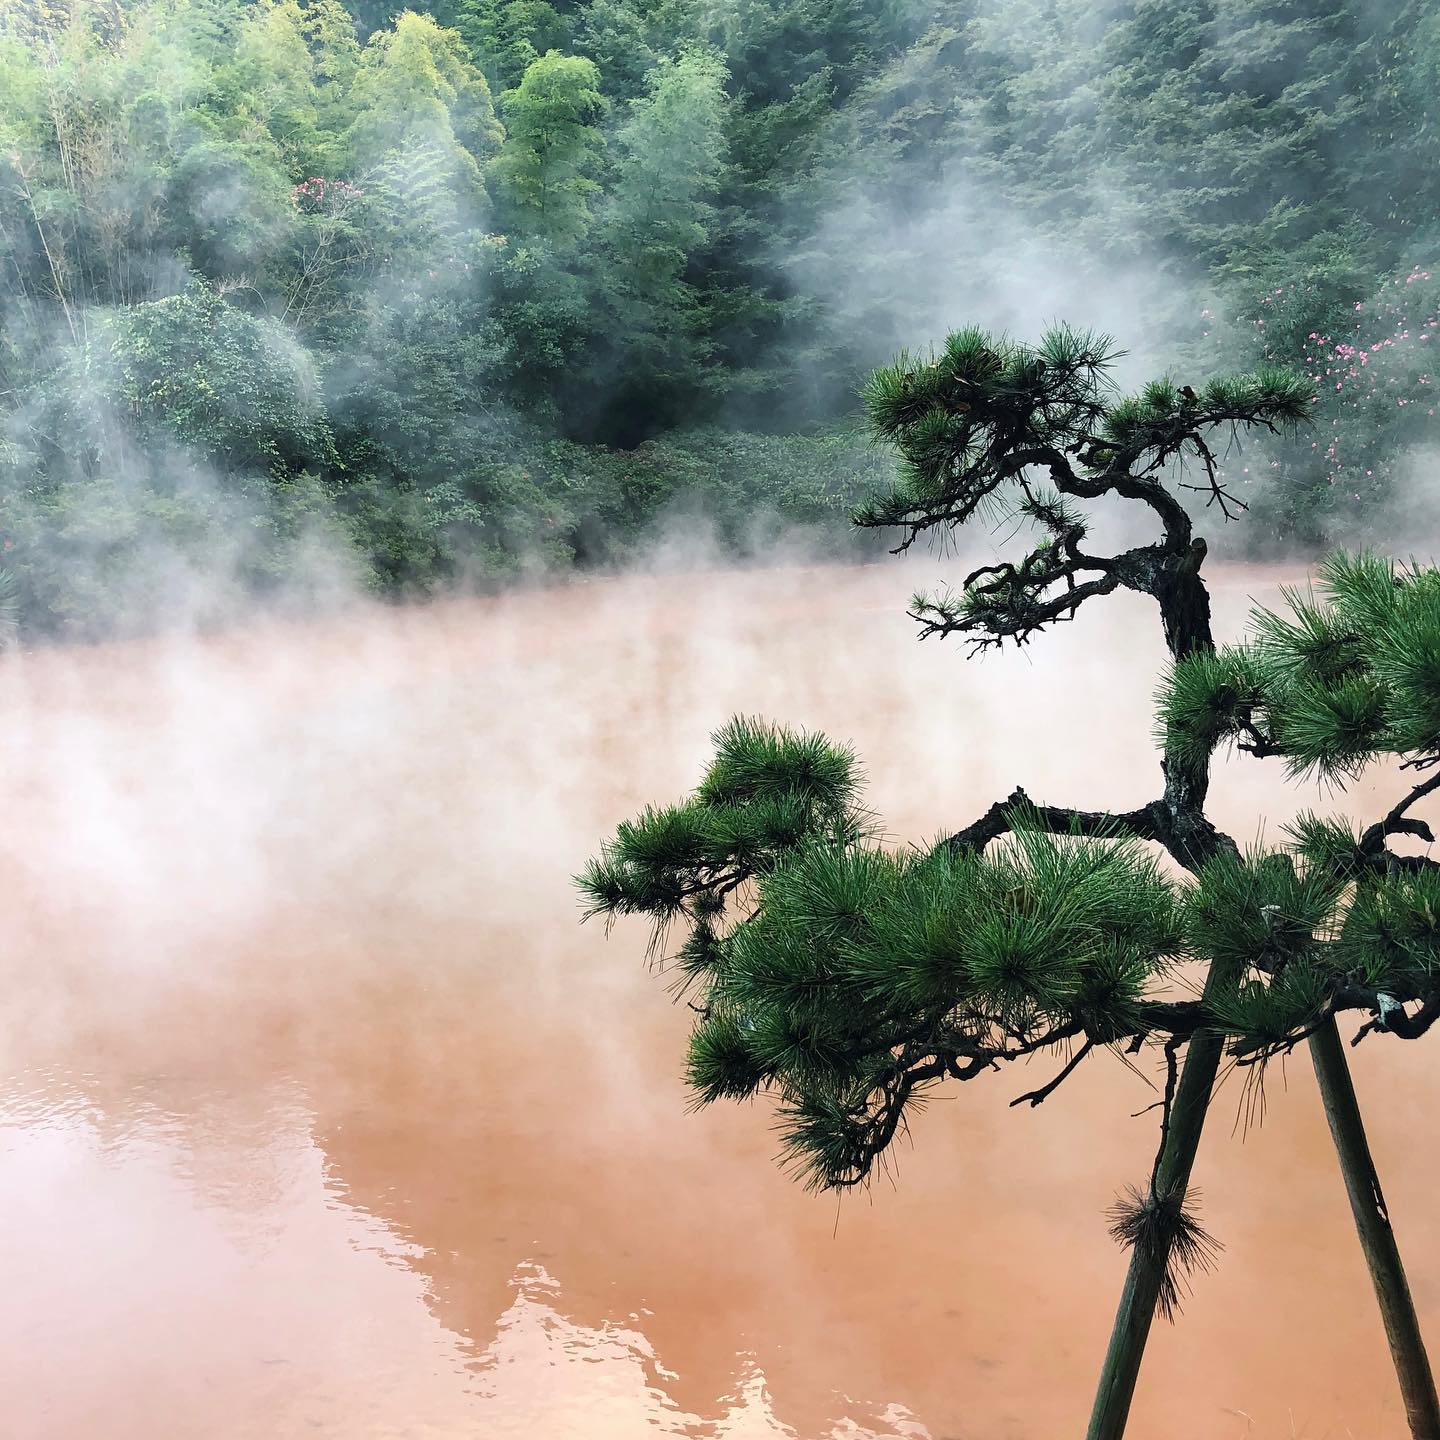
xmin=1359 ymin=767 xmax=1440 ymax=859
xmin=1149 ymin=1035 xmax=1185 ymax=1196
xmin=943 ymin=787 xmax=1163 ymax=854
xmin=1350 ymin=996 xmax=1440 ymax=1044
xmin=1010 ymin=1037 xmax=1095 ymax=1107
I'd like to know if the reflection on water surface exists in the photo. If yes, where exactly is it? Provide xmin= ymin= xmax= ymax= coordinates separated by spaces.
xmin=0 ymin=566 xmax=1434 ymax=1437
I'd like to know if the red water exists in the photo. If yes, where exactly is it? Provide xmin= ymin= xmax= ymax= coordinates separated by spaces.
xmin=0 ymin=563 xmax=1434 ymax=1439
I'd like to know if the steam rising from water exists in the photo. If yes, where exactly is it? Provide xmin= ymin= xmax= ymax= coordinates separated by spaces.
xmin=0 ymin=564 xmax=1435 ymax=1438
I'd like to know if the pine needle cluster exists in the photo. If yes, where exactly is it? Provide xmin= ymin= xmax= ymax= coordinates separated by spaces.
xmin=577 ymin=715 xmax=866 ymax=948
xmin=1152 ymin=554 xmax=1440 ymax=1060
xmin=857 ymin=325 xmax=1311 ymax=535
xmin=854 ymin=323 xmax=1315 ymax=653
xmin=1158 ymin=552 xmax=1440 ymax=779
xmin=1106 ymin=1185 xmax=1223 ymax=1323
xmin=582 ymin=719 xmax=1190 ymax=1190
xmin=1334 ymin=866 xmax=1440 ymax=1000
xmin=858 ymin=325 xmax=1119 ymax=533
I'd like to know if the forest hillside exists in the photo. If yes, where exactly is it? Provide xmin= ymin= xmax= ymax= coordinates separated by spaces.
xmin=2 ymin=0 xmax=1437 ymax=634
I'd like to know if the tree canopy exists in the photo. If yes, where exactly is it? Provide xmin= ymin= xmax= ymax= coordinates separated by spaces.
xmin=488 ymin=48 xmax=604 ymax=246
xmin=581 ymin=323 xmax=1440 ymax=1435
xmin=2 ymin=0 xmax=1439 ymax=634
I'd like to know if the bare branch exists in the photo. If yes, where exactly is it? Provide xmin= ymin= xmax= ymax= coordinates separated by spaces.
xmin=1010 ymin=1038 xmax=1096 ymax=1107
xmin=944 ymin=786 xmax=1163 ymax=855
xmin=1149 ymin=1036 xmax=1185 ymax=1196
xmin=1359 ymin=767 xmax=1440 ymax=860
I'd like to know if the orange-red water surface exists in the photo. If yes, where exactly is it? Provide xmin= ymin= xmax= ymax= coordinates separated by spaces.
xmin=0 ymin=563 xmax=1434 ymax=1438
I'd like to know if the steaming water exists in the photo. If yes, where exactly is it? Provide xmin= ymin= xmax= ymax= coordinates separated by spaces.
xmin=0 ymin=563 xmax=1435 ymax=1439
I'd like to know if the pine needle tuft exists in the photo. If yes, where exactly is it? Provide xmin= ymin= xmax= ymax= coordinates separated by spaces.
xmin=1106 ymin=1185 xmax=1223 ymax=1322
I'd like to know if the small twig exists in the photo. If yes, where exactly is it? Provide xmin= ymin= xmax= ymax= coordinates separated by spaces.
xmin=1149 ymin=1035 xmax=1184 ymax=1197
xmin=1010 ymin=1038 xmax=1095 ymax=1107
xmin=1231 ymin=1010 xmax=1332 ymax=1067
xmin=1400 ymin=753 xmax=1440 ymax=772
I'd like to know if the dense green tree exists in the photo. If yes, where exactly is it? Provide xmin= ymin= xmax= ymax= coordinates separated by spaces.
xmin=101 ymin=281 xmax=337 ymax=476
xmin=477 ymin=47 xmax=604 ymax=423
xmin=451 ymin=0 xmax=571 ymax=94
xmin=326 ymin=236 xmax=513 ymax=526
xmin=1092 ymin=0 xmax=1363 ymax=267
xmin=289 ymin=0 xmax=364 ymax=165
xmin=228 ymin=0 xmax=330 ymax=173
xmin=571 ymin=0 xmax=664 ymax=100
xmin=4 ymin=0 xmax=1440 ymax=632
xmin=585 ymin=48 xmax=729 ymax=441
xmin=349 ymin=9 xmax=502 ymax=201
xmin=0 ymin=0 xmax=210 ymax=311
xmin=487 ymin=49 xmax=603 ymax=247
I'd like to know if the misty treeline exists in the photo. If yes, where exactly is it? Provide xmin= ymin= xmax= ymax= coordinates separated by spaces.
xmin=2 ymin=0 xmax=1439 ymax=635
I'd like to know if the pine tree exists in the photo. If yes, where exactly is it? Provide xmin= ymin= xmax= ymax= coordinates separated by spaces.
xmin=580 ymin=326 xmax=1440 ymax=1436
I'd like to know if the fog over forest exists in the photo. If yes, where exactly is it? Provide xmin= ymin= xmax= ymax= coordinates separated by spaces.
xmin=2 ymin=0 xmax=1438 ymax=637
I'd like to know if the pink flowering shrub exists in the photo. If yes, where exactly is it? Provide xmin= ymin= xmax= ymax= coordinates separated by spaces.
xmin=1282 ymin=268 xmax=1439 ymax=487
xmin=291 ymin=177 xmax=366 ymax=213
xmin=1218 ymin=265 xmax=1440 ymax=543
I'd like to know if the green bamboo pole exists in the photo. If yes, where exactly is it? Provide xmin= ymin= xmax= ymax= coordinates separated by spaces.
xmin=1309 ymin=1015 xmax=1440 ymax=1440
xmin=1084 ymin=1020 xmax=1226 ymax=1440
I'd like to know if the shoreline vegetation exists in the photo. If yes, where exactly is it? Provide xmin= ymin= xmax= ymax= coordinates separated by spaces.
xmin=2 ymin=0 xmax=1439 ymax=639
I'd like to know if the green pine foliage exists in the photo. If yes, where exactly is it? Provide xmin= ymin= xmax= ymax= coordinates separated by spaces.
xmin=858 ymin=326 xmax=1120 ymax=528
xmin=1158 ymin=551 xmax=1440 ymax=776
xmin=579 ymin=716 xmax=866 ymax=935
xmin=583 ymin=718 xmax=1192 ymax=1190
xmin=586 ymin=636 xmax=1440 ymax=1190
xmin=1337 ymin=867 xmax=1440 ymax=994
xmin=856 ymin=322 xmax=1314 ymax=659
xmin=1146 ymin=553 xmax=1440 ymax=1070
xmin=590 ymin=699 xmax=1440 ymax=1189
xmin=1283 ymin=811 xmax=1366 ymax=875
xmin=1183 ymin=848 xmax=1345 ymax=980
xmin=1184 ymin=849 xmax=1440 ymax=1043
xmin=1153 ymin=647 xmax=1268 ymax=769
xmin=581 ymin=300 xmax=1440 ymax=1406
